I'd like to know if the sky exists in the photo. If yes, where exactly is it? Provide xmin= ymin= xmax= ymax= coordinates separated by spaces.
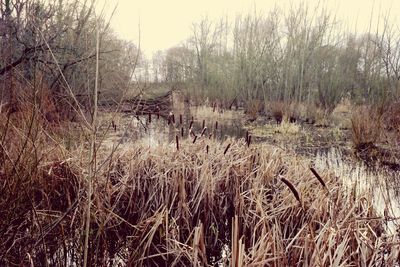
xmin=97 ymin=0 xmax=400 ymax=58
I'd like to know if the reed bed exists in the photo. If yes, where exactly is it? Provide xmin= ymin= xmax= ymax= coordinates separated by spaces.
xmin=1 ymin=115 xmax=398 ymax=266
xmin=106 ymin=139 xmax=397 ymax=266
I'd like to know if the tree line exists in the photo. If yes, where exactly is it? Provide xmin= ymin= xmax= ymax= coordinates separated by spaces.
xmin=149 ymin=4 xmax=400 ymax=109
xmin=0 ymin=0 xmax=141 ymax=118
xmin=2 ymin=1 xmax=399 ymax=113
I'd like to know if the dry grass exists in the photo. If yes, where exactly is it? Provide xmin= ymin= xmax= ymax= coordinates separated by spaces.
xmin=0 ymin=97 xmax=397 ymax=266
xmin=351 ymin=105 xmax=383 ymax=150
xmin=267 ymin=101 xmax=285 ymax=124
xmin=267 ymin=101 xmax=320 ymax=125
xmin=274 ymin=119 xmax=301 ymax=135
xmin=383 ymin=101 xmax=400 ymax=145
xmin=190 ymin=105 xmax=239 ymax=121
xmin=0 ymin=95 xmax=85 ymax=266
xmin=97 ymin=139 xmax=396 ymax=266
xmin=245 ymin=100 xmax=263 ymax=122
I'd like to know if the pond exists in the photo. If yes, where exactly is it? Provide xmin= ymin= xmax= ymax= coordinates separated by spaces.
xmin=100 ymin=103 xmax=400 ymax=235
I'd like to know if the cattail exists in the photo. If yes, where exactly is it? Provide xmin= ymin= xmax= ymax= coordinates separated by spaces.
xmin=200 ymin=127 xmax=207 ymax=137
xmin=202 ymin=119 xmax=205 ymax=129
xmin=215 ymin=121 xmax=218 ymax=130
xmin=181 ymin=127 xmax=184 ymax=137
xmin=281 ymin=177 xmax=301 ymax=204
xmin=179 ymin=114 xmax=183 ymax=124
xmin=247 ymin=135 xmax=252 ymax=147
xmin=223 ymin=143 xmax=231 ymax=155
xmin=245 ymin=130 xmax=249 ymax=143
xmin=190 ymin=128 xmax=196 ymax=137
xmin=206 ymin=145 xmax=209 ymax=154
xmin=148 ymin=113 xmax=151 ymax=124
xmin=192 ymin=135 xmax=198 ymax=144
xmin=156 ymin=106 xmax=160 ymax=119
xmin=172 ymin=113 xmax=175 ymax=123
xmin=310 ymin=167 xmax=327 ymax=189
xmin=176 ymin=135 xmax=179 ymax=151
xmin=189 ymin=120 xmax=194 ymax=129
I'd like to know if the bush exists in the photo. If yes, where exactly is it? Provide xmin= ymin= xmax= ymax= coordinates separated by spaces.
xmin=351 ymin=105 xmax=383 ymax=150
xmin=245 ymin=99 xmax=263 ymax=121
xmin=267 ymin=101 xmax=286 ymax=124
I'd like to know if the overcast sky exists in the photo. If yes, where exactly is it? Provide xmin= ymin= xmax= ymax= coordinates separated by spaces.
xmin=97 ymin=0 xmax=400 ymax=57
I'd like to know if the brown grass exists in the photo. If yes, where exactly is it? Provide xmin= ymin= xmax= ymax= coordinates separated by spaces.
xmin=245 ymin=100 xmax=263 ymax=122
xmin=0 ymin=95 xmax=85 ymax=266
xmin=0 ymin=98 xmax=397 ymax=266
xmin=351 ymin=105 xmax=383 ymax=150
xmin=100 ymin=139 xmax=396 ymax=266
xmin=268 ymin=101 xmax=285 ymax=124
xmin=383 ymin=101 xmax=400 ymax=145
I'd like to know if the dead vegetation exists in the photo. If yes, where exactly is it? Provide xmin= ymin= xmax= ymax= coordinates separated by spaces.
xmin=1 ymin=1 xmax=400 ymax=265
xmin=349 ymin=104 xmax=400 ymax=171
xmin=351 ymin=105 xmax=383 ymax=151
xmin=1 ymin=105 xmax=398 ymax=266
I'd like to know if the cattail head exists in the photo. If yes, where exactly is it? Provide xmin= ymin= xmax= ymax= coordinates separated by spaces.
xmin=190 ymin=128 xmax=196 ymax=137
xmin=223 ymin=143 xmax=231 ymax=155
xmin=310 ymin=167 xmax=327 ymax=189
xmin=200 ymin=127 xmax=207 ymax=137
xmin=281 ymin=177 xmax=301 ymax=204
xmin=247 ymin=135 xmax=252 ymax=147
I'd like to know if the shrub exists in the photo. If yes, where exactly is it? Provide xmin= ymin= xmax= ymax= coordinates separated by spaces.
xmin=384 ymin=101 xmax=400 ymax=132
xmin=351 ymin=105 xmax=383 ymax=150
xmin=245 ymin=99 xmax=263 ymax=122
xmin=268 ymin=101 xmax=286 ymax=124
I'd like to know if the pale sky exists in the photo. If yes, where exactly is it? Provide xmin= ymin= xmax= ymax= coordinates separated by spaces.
xmin=97 ymin=0 xmax=400 ymax=58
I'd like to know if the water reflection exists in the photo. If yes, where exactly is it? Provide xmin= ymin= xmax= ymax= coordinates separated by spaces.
xmin=117 ymin=106 xmax=246 ymax=147
xmin=315 ymin=147 xmax=400 ymax=233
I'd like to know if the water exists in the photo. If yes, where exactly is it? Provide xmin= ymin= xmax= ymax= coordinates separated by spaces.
xmin=103 ymin=105 xmax=247 ymax=148
xmin=101 ymin=104 xmax=400 ymax=236
xmin=315 ymin=147 xmax=400 ymax=234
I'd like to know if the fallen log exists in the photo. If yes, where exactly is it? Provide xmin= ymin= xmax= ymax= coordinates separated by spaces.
xmin=101 ymin=90 xmax=173 ymax=118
